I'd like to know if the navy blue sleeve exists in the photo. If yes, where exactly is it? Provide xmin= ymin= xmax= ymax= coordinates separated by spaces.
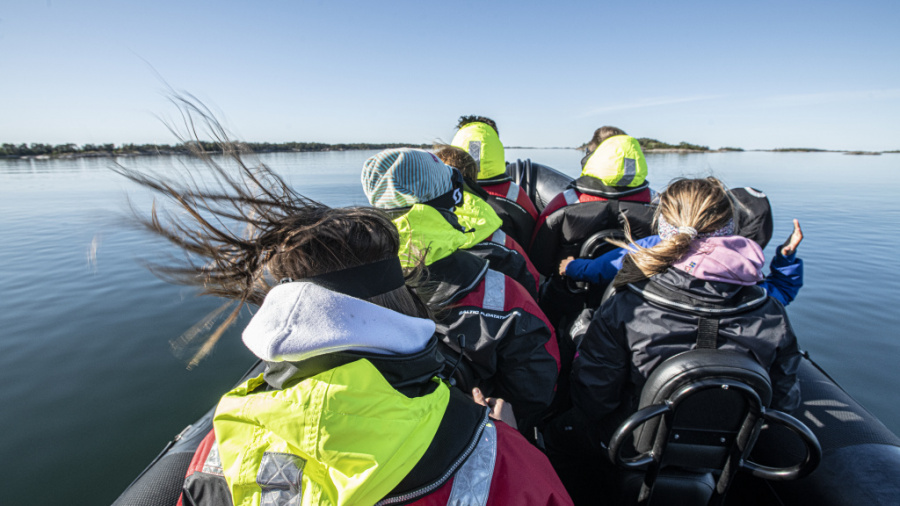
xmin=760 ymin=250 xmax=803 ymax=306
xmin=565 ymin=235 xmax=662 ymax=283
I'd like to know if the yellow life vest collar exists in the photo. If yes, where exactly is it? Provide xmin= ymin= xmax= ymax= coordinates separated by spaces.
xmin=451 ymin=122 xmax=507 ymax=180
xmin=454 ymin=190 xmax=503 ymax=249
xmin=214 ymin=359 xmax=450 ymax=506
xmin=394 ymin=204 xmax=472 ymax=268
xmin=581 ymin=134 xmax=648 ymax=188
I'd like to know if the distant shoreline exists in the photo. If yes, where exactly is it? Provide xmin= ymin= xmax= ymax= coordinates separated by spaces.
xmin=2 ymin=143 xmax=896 ymax=160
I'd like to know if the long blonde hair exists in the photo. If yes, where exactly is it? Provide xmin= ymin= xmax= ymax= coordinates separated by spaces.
xmin=612 ymin=177 xmax=733 ymax=288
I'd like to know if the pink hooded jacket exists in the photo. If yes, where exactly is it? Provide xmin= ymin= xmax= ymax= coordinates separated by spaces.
xmin=672 ymin=236 xmax=765 ymax=286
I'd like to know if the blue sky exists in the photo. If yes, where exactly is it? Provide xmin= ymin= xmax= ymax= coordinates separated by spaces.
xmin=2 ymin=0 xmax=898 ymax=151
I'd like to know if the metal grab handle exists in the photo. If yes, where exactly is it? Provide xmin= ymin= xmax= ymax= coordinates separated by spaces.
xmin=608 ymin=403 xmax=672 ymax=469
xmin=742 ymin=409 xmax=822 ymax=481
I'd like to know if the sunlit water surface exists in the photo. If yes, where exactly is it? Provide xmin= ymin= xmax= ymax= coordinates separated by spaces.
xmin=1 ymin=149 xmax=898 ymax=505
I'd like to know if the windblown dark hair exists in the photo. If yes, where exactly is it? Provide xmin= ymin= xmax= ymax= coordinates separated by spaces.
xmin=456 ymin=115 xmax=498 ymax=135
xmin=113 ymin=96 xmax=431 ymax=367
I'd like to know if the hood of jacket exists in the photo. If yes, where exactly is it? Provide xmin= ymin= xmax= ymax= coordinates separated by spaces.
xmin=215 ymin=359 xmax=450 ymax=506
xmin=581 ymin=134 xmax=648 ymax=188
xmin=671 ymin=236 xmax=764 ymax=287
xmin=451 ymin=122 xmax=507 ymax=180
xmin=393 ymin=204 xmax=473 ymax=268
xmin=242 ymin=281 xmax=436 ymax=362
xmin=646 ymin=265 xmax=767 ymax=312
xmin=454 ymin=190 xmax=503 ymax=249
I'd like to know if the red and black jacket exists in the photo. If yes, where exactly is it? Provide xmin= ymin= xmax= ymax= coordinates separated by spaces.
xmin=529 ymin=176 xmax=656 ymax=277
xmin=478 ymin=175 xmax=539 ymax=248
xmin=425 ymin=250 xmax=560 ymax=432
xmin=464 ymin=228 xmax=540 ymax=299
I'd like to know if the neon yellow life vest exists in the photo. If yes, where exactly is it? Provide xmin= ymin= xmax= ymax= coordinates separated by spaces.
xmin=455 ymin=191 xmax=503 ymax=249
xmin=394 ymin=204 xmax=471 ymax=268
xmin=214 ymin=359 xmax=450 ymax=506
xmin=451 ymin=122 xmax=506 ymax=180
xmin=581 ymin=135 xmax=648 ymax=187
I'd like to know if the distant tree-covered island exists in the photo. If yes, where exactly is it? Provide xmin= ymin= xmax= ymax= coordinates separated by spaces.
xmin=582 ymin=138 xmax=742 ymax=153
xmin=0 ymin=141 xmax=433 ymax=159
xmin=770 ymin=147 xmax=828 ymax=152
xmin=637 ymin=138 xmax=712 ymax=152
xmin=2 ymin=140 xmax=896 ymax=159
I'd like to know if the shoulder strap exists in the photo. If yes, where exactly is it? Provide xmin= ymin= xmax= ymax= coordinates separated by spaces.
xmin=696 ymin=318 xmax=720 ymax=349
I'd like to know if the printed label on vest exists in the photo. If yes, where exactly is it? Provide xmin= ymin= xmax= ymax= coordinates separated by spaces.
xmin=620 ymin=158 xmax=636 ymax=186
xmin=468 ymin=141 xmax=482 ymax=167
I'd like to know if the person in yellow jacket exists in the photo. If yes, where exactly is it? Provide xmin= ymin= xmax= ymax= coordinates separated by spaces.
xmin=451 ymin=116 xmax=540 ymax=246
xmin=434 ymin=144 xmax=540 ymax=297
xmin=361 ymin=148 xmax=561 ymax=435
xmin=117 ymin=108 xmax=573 ymax=506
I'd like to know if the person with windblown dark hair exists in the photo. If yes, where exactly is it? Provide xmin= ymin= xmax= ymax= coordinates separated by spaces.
xmin=117 ymin=100 xmax=573 ymax=506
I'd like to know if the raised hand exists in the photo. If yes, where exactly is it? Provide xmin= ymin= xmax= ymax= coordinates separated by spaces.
xmin=781 ymin=219 xmax=803 ymax=256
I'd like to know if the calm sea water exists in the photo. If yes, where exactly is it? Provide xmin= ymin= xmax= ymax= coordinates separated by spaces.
xmin=1 ymin=149 xmax=898 ymax=505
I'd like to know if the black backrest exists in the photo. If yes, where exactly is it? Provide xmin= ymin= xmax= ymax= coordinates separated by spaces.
xmin=633 ymin=349 xmax=773 ymax=461
xmin=507 ymin=158 xmax=573 ymax=213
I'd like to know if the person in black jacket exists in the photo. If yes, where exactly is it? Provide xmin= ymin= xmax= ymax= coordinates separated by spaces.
xmin=544 ymin=177 xmax=802 ymax=503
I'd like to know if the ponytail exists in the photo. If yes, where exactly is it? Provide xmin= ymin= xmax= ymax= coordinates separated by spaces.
xmin=610 ymin=177 xmax=732 ymax=289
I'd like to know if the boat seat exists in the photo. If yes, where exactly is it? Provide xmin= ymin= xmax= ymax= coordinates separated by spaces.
xmin=608 ymin=349 xmax=822 ymax=506
xmin=507 ymin=158 xmax=571 ymax=214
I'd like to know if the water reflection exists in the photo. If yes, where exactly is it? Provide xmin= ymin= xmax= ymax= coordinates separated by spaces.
xmin=1 ymin=150 xmax=899 ymax=506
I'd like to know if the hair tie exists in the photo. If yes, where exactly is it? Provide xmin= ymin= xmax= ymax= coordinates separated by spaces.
xmin=658 ymin=215 xmax=735 ymax=241
xmin=677 ymin=226 xmax=698 ymax=238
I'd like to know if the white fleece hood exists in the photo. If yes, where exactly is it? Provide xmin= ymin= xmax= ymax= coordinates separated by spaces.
xmin=242 ymin=282 xmax=436 ymax=362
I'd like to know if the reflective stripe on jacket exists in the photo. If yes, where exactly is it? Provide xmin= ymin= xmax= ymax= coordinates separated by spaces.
xmin=480 ymin=180 xmax=538 ymax=247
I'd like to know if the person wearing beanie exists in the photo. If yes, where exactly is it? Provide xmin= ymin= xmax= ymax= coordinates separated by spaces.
xmin=434 ymin=145 xmax=541 ymax=298
xmin=543 ymin=178 xmax=802 ymax=502
xmin=362 ymin=147 xmax=561 ymax=436
xmin=451 ymin=116 xmax=539 ymax=247
xmin=363 ymin=147 xmax=538 ymax=296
